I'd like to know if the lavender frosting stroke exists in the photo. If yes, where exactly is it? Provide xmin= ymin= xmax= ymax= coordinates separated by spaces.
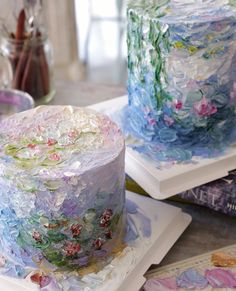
xmin=0 ymin=105 xmax=126 ymax=273
xmin=126 ymin=0 xmax=236 ymax=161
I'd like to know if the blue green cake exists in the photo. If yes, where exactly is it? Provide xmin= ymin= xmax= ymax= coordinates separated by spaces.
xmin=126 ymin=0 xmax=236 ymax=161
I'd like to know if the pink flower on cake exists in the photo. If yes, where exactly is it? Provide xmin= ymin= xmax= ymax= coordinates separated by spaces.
xmin=100 ymin=217 xmax=109 ymax=227
xmin=49 ymin=153 xmax=61 ymax=161
xmin=30 ymin=273 xmax=43 ymax=286
xmin=68 ymin=130 xmax=79 ymax=138
xmin=32 ymin=231 xmax=42 ymax=243
xmin=100 ymin=209 xmax=113 ymax=227
xmin=194 ymin=97 xmax=217 ymax=117
xmin=71 ymin=224 xmax=83 ymax=237
xmin=47 ymin=138 xmax=57 ymax=146
xmin=94 ymin=238 xmax=103 ymax=250
xmin=27 ymin=143 xmax=36 ymax=149
xmin=103 ymin=209 xmax=113 ymax=220
xmin=30 ymin=273 xmax=51 ymax=288
xmin=174 ymin=100 xmax=183 ymax=110
xmin=64 ymin=242 xmax=81 ymax=256
xmin=147 ymin=118 xmax=157 ymax=126
xmin=102 ymin=209 xmax=113 ymax=219
xmin=164 ymin=115 xmax=174 ymax=126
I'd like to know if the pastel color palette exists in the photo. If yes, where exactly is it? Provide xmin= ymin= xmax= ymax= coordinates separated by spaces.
xmin=0 ymin=106 xmax=126 ymax=272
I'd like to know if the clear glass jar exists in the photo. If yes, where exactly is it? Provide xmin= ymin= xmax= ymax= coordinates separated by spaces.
xmin=1 ymin=34 xmax=55 ymax=104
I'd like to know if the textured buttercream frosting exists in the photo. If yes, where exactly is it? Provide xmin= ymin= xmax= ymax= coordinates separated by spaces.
xmin=0 ymin=106 xmax=125 ymax=271
xmin=126 ymin=0 xmax=236 ymax=161
xmin=0 ymin=105 xmax=124 ymax=177
xmin=129 ymin=0 xmax=235 ymax=22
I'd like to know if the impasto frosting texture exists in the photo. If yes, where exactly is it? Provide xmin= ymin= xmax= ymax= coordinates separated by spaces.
xmin=0 ymin=106 xmax=125 ymax=271
xmin=126 ymin=0 xmax=236 ymax=161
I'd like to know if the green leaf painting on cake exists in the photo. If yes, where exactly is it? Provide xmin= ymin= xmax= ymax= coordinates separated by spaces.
xmin=3 ymin=130 xmax=101 ymax=170
xmin=16 ymin=204 xmax=122 ymax=269
xmin=126 ymin=0 xmax=236 ymax=162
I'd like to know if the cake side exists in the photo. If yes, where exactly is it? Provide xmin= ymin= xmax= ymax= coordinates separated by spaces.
xmin=126 ymin=0 xmax=236 ymax=160
xmin=0 ymin=106 xmax=126 ymax=272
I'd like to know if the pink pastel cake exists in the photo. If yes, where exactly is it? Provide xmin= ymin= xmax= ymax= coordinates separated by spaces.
xmin=0 ymin=105 xmax=126 ymax=275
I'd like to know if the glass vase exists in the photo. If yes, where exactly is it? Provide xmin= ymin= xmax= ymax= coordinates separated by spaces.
xmin=1 ymin=33 xmax=55 ymax=104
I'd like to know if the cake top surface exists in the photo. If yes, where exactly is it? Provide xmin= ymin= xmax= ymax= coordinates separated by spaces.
xmin=0 ymin=105 xmax=124 ymax=179
xmin=128 ymin=0 xmax=236 ymax=23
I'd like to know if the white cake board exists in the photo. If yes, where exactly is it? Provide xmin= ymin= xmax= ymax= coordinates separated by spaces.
xmin=0 ymin=191 xmax=191 ymax=291
xmin=89 ymin=96 xmax=236 ymax=199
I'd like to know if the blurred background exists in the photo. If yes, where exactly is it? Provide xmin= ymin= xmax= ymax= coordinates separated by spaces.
xmin=0 ymin=0 xmax=128 ymax=87
xmin=75 ymin=0 xmax=127 ymax=86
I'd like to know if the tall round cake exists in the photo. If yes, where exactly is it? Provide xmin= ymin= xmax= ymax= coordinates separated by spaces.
xmin=0 ymin=106 xmax=125 ymax=272
xmin=127 ymin=0 xmax=236 ymax=160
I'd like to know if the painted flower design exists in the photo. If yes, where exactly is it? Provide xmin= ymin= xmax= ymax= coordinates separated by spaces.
xmin=194 ymin=97 xmax=217 ymax=117
xmin=70 ymin=224 xmax=82 ymax=238
xmin=174 ymin=100 xmax=183 ymax=110
xmin=146 ymin=116 xmax=157 ymax=126
xmin=47 ymin=138 xmax=57 ymax=146
xmin=68 ymin=130 xmax=79 ymax=139
xmin=93 ymin=238 xmax=103 ymax=250
xmin=30 ymin=273 xmax=51 ymax=288
xmin=105 ymin=230 xmax=112 ymax=239
xmin=164 ymin=115 xmax=174 ymax=126
xmin=100 ymin=209 xmax=113 ymax=227
xmin=32 ymin=231 xmax=42 ymax=243
xmin=103 ymin=209 xmax=113 ymax=219
xmin=64 ymin=241 xmax=81 ymax=257
xmin=49 ymin=153 xmax=61 ymax=161
xmin=27 ymin=143 xmax=36 ymax=149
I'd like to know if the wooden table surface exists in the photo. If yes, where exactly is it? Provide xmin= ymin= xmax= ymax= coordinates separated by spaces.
xmin=51 ymin=79 xmax=236 ymax=274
